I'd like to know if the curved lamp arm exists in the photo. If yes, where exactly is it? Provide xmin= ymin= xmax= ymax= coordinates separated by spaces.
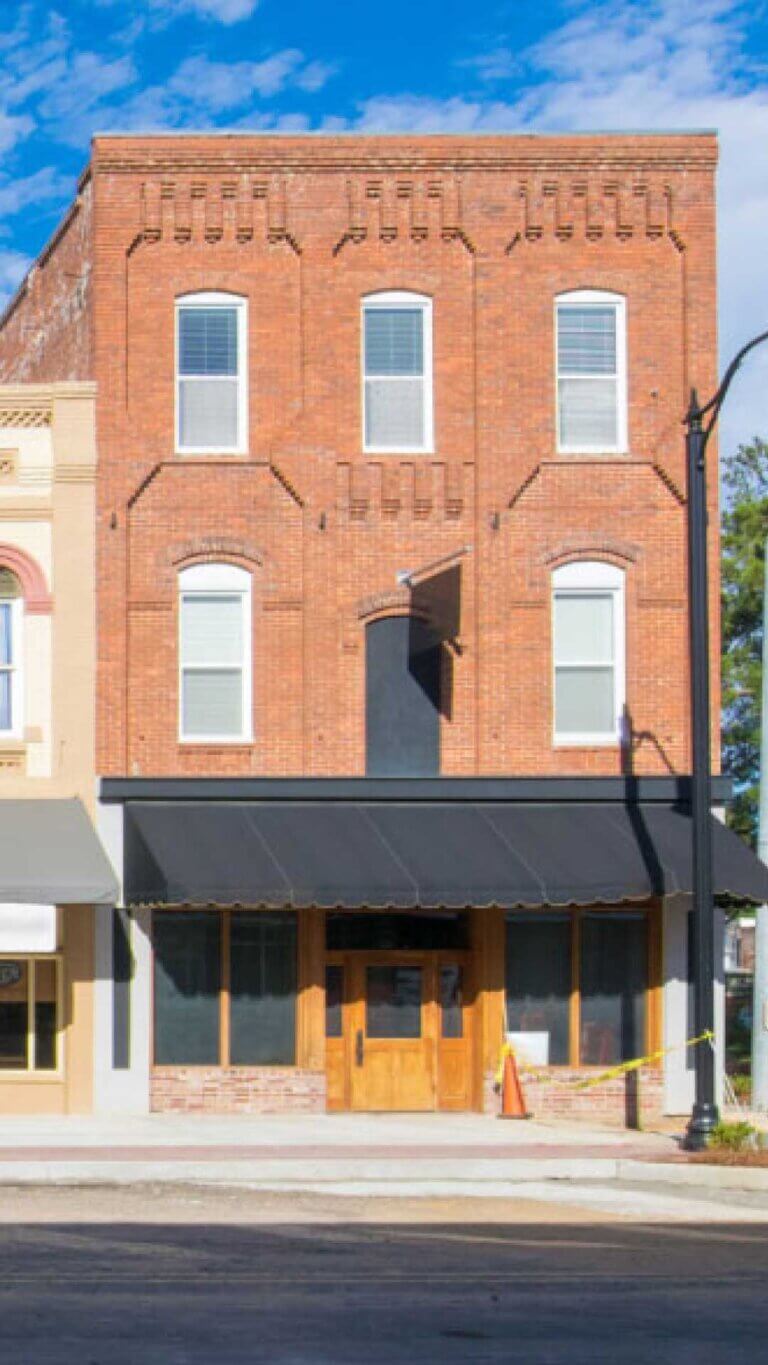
xmin=688 ymin=328 xmax=768 ymax=442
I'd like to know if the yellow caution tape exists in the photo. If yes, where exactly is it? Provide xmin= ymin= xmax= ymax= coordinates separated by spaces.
xmin=496 ymin=1030 xmax=714 ymax=1091
xmin=573 ymin=1030 xmax=714 ymax=1090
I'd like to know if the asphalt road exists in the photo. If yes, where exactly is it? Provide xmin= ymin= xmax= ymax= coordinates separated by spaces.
xmin=0 ymin=1185 xmax=766 ymax=1364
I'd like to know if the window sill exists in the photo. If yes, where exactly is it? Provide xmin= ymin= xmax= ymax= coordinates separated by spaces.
xmin=555 ymin=449 xmax=629 ymax=459
xmin=0 ymin=1071 xmax=64 ymax=1083
xmin=362 ymin=447 xmax=435 ymax=457
xmin=178 ymin=741 xmax=253 ymax=750
xmin=175 ymin=450 xmax=249 ymax=460
xmin=553 ymin=738 xmax=622 ymax=750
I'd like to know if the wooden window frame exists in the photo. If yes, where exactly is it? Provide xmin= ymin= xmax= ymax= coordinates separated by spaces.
xmin=508 ymin=905 xmax=660 ymax=1070
xmin=0 ymin=954 xmax=63 ymax=1078
xmin=151 ymin=909 xmax=298 ymax=1069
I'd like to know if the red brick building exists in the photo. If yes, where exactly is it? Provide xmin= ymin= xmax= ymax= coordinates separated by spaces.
xmin=1 ymin=132 xmax=765 ymax=1123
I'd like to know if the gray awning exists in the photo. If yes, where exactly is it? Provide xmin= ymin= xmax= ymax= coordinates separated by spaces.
xmin=123 ymin=799 xmax=768 ymax=910
xmin=0 ymin=799 xmax=118 ymax=905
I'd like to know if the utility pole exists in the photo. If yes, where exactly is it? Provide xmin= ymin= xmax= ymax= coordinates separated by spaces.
xmin=752 ymin=539 xmax=768 ymax=1110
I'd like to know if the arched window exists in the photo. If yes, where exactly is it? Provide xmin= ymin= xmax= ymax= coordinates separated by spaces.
xmin=178 ymin=564 xmax=252 ymax=742
xmin=0 ymin=567 xmax=22 ymax=738
xmin=365 ymin=615 xmax=440 ymax=776
xmin=552 ymin=561 xmax=625 ymax=744
xmin=362 ymin=291 xmax=433 ymax=453
xmin=555 ymin=290 xmax=627 ymax=453
xmin=176 ymin=291 xmax=247 ymax=454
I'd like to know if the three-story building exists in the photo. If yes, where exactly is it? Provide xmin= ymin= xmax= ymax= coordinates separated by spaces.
xmin=1 ymin=132 xmax=766 ymax=1123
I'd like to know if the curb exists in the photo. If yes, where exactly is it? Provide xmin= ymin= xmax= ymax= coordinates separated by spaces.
xmin=0 ymin=1155 xmax=763 ymax=1191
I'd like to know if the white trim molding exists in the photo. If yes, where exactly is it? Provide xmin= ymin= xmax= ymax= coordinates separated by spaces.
xmin=552 ymin=559 xmax=626 ymax=747
xmin=175 ymin=291 xmax=248 ymax=456
xmin=361 ymin=290 xmax=434 ymax=454
xmin=555 ymin=289 xmax=628 ymax=455
xmin=0 ymin=581 xmax=23 ymax=740
xmin=178 ymin=562 xmax=253 ymax=744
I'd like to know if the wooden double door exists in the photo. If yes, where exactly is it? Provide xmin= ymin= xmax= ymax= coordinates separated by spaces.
xmin=326 ymin=951 xmax=474 ymax=1111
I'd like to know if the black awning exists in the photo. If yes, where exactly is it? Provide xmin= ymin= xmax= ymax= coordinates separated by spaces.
xmin=123 ymin=799 xmax=768 ymax=910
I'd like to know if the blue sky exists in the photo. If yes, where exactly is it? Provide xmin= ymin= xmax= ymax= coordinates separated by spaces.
xmin=0 ymin=0 xmax=767 ymax=454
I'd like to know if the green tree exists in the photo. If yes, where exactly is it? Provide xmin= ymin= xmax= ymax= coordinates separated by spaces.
xmin=722 ymin=438 xmax=768 ymax=844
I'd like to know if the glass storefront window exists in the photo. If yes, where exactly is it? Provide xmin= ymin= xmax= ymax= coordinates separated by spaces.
xmin=580 ymin=913 xmax=647 ymax=1066
xmin=0 ymin=959 xmax=60 ymax=1072
xmin=505 ymin=914 xmax=571 ymax=1065
xmin=505 ymin=910 xmax=650 ymax=1067
xmin=153 ymin=910 xmax=297 ymax=1067
xmin=230 ymin=913 xmax=296 ymax=1065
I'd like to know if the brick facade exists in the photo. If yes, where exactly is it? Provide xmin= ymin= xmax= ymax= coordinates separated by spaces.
xmin=0 ymin=134 xmax=720 ymax=1121
xmin=151 ymin=1067 xmax=326 ymax=1115
xmin=484 ymin=1067 xmax=665 ymax=1128
xmin=0 ymin=133 xmax=720 ymax=782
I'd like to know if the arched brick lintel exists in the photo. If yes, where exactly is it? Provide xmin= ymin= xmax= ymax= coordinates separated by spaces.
xmin=0 ymin=543 xmax=52 ymax=614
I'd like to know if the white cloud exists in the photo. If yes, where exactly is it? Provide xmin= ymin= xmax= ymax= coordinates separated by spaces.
xmin=349 ymin=0 xmax=768 ymax=455
xmin=167 ymin=51 xmax=307 ymax=108
xmin=98 ymin=0 xmax=260 ymax=25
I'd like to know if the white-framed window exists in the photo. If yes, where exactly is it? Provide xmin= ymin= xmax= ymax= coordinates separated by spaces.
xmin=362 ymin=291 xmax=433 ymax=453
xmin=552 ymin=561 xmax=625 ymax=745
xmin=175 ymin=292 xmax=247 ymax=454
xmin=0 ymin=568 xmax=22 ymax=739
xmin=178 ymin=563 xmax=252 ymax=743
xmin=555 ymin=290 xmax=627 ymax=454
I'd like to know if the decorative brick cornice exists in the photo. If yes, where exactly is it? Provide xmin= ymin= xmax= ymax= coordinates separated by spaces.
xmin=333 ymin=176 xmax=476 ymax=254
xmin=92 ymin=133 xmax=718 ymax=177
xmin=138 ymin=175 xmax=301 ymax=252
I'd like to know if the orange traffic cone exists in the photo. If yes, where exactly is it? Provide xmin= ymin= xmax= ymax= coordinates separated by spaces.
xmin=499 ymin=1048 xmax=530 ymax=1120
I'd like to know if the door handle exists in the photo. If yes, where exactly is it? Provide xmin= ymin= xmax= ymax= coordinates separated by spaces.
xmin=355 ymin=1029 xmax=364 ymax=1067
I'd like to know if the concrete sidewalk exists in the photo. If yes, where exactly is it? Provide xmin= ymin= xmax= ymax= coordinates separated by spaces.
xmin=0 ymin=1112 xmax=693 ymax=1189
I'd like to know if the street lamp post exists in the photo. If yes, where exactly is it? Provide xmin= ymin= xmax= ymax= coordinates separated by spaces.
xmin=683 ymin=330 xmax=768 ymax=1152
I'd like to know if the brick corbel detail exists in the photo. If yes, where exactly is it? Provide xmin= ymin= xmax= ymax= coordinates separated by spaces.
xmin=0 ymin=543 xmax=52 ymax=614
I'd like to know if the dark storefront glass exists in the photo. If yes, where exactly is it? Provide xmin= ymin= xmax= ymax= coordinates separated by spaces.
xmin=0 ymin=960 xmax=27 ymax=1068
xmin=327 ymin=913 xmax=469 ymax=952
xmin=154 ymin=912 xmax=221 ymax=1065
xmin=325 ymin=964 xmax=344 ymax=1038
xmin=366 ymin=966 xmax=423 ymax=1038
xmin=505 ymin=914 xmax=571 ymax=1065
xmin=440 ymin=965 xmax=464 ymax=1039
xmin=229 ymin=912 xmax=297 ymax=1065
xmin=580 ymin=913 xmax=647 ymax=1065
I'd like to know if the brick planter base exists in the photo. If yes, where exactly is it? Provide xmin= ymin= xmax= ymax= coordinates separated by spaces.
xmin=151 ymin=1067 xmax=326 ymax=1114
xmin=484 ymin=1066 xmax=664 ymax=1127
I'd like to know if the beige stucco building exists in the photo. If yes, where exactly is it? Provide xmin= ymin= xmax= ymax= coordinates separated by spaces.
xmin=0 ymin=382 xmax=116 ymax=1113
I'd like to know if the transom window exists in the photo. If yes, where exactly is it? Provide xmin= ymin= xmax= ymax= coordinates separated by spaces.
xmin=176 ymin=292 xmax=247 ymax=453
xmin=0 ymin=568 xmax=22 ymax=738
xmin=178 ymin=563 xmax=252 ymax=743
xmin=556 ymin=290 xmax=627 ymax=453
xmin=362 ymin=291 xmax=433 ymax=452
xmin=552 ymin=561 xmax=625 ymax=745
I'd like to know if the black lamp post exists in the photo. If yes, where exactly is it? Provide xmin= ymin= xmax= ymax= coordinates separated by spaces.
xmin=683 ymin=329 xmax=768 ymax=1151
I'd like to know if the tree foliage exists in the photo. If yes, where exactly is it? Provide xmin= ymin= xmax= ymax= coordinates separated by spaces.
xmin=721 ymin=439 xmax=768 ymax=844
